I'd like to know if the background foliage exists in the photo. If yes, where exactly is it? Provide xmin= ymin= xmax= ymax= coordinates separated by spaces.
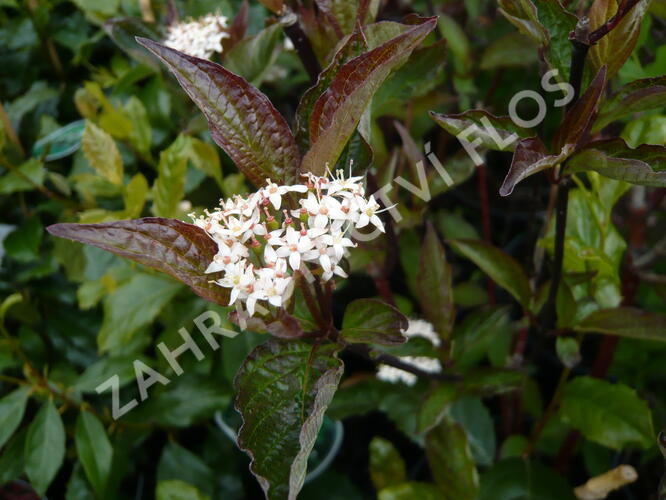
xmin=1 ymin=0 xmax=666 ymax=499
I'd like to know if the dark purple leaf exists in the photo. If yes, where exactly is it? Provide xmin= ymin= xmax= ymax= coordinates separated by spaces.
xmin=47 ymin=218 xmax=229 ymax=306
xmin=136 ymin=37 xmax=301 ymax=186
xmin=596 ymin=76 xmax=666 ymax=130
xmin=340 ymin=298 xmax=407 ymax=346
xmin=500 ymin=137 xmax=570 ymax=196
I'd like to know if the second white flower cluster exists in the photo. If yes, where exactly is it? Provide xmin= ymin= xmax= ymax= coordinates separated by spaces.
xmin=191 ymin=170 xmax=389 ymax=317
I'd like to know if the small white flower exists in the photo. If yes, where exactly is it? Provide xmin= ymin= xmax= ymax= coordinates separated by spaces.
xmin=218 ymin=262 xmax=254 ymax=306
xmin=355 ymin=195 xmax=386 ymax=233
xmin=404 ymin=319 xmax=440 ymax=348
xmin=164 ymin=13 xmax=230 ymax=60
xmin=205 ymin=241 xmax=248 ymax=273
xmin=275 ymin=227 xmax=315 ymax=271
xmin=302 ymin=192 xmax=347 ymax=229
xmin=262 ymin=179 xmax=308 ymax=210
xmin=376 ymin=357 xmax=441 ymax=386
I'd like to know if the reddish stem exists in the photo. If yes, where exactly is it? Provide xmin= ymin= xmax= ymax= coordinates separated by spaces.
xmin=477 ymin=164 xmax=496 ymax=305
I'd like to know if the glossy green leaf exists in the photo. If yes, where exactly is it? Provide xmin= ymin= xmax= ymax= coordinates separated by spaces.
xmin=103 ymin=17 xmax=161 ymax=69
xmin=567 ymin=139 xmax=666 ymax=187
xmin=560 ymin=376 xmax=654 ymax=449
xmin=596 ymin=76 xmax=666 ymax=130
xmin=81 ymin=120 xmax=123 ymax=186
xmin=575 ymin=307 xmax=666 ymax=341
xmin=152 ymin=135 xmax=189 ymax=218
xmin=0 ymin=386 xmax=30 ymax=449
xmin=417 ymin=223 xmax=455 ymax=341
xmin=449 ymin=239 xmax=532 ymax=309
xmin=47 ymin=218 xmax=230 ymax=307
xmin=99 ymin=272 xmax=182 ymax=352
xmin=426 ymin=418 xmax=479 ymax=500
xmin=589 ymin=0 xmax=650 ymax=79
xmin=301 ymin=17 xmax=437 ymax=175
xmin=25 ymin=400 xmax=66 ymax=495
xmin=137 ymin=38 xmax=301 ymax=186
xmin=157 ymin=442 xmax=215 ymax=498
xmin=431 ymin=109 xmax=531 ymax=153
xmin=75 ymin=411 xmax=113 ymax=496
xmin=369 ymin=437 xmax=406 ymax=491
xmin=156 ymin=479 xmax=210 ymax=500
xmin=535 ymin=0 xmax=578 ymax=81
xmin=235 ymin=339 xmax=344 ymax=500
xmin=341 ymin=298 xmax=407 ymax=346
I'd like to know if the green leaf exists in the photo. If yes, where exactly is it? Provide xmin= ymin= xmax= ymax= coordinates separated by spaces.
xmin=596 ymin=76 xmax=666 ymax=130
xmin=0 ymin=428 xmax=27 ymax=485
xmin=341 ymin=298 xmax=407 ymax=346
xmin=300 ymin=17 xmax=437 ymax=175
xmin=188 ymin=138 xmax=223 ymax=189
xmin=0 ymin=386 xmax=30 ymax=449
xmin=103 ymin=17 xmax=161 ymax=69
xmin=224 ymin=23 xmax=282 ymax=86
xmin=99 ymin=272 xmax=182 ymax=352
xmin=479 ymin=458 xmax=576 ymax=500
xmin=156 ymin=479 xmax=210 ymax=500
xmin=4 ymin=217 xmax=43 ymax=263
xmin=137 ymin=37 xmax=301 ymax=186
xmin=560 ymin=376 xmax=654 ymax=449
xmin=425 ymin=419 xmax=479 ymax=500
xmin=430 ymin=109 xmax=531 ymax=154
xmin=234 ymin=339 xmax=344 ymax=500
xmin=157 ymin=442 xmax=215 ymax=498
xmin=153 ymin=135 xmax=189 ymax=218
xmin=24 ymin=400 xmax=66 ymax=495
xmin=449 ymin=239 xmax=532 ymax=309
xmin=81 ymin=120 xmax=123 ymax=186
xmin=75 ymin=411 xmax=113 ymax=496
xmin=123 ymin=173 xmax=148 ymax=218
xmin=480 ymin=33 xmax=537 ymax=70
xmin=74 ymin=355 xmax=148 ymax=392
xmin=450 ymin=398 xmax=496 ymax=466
xmin=567 ymin=139 xmax=666 ymax=188
xmin=535 ymin=0 xmax=578 ymax=81
xmin=47 ymin=218 xmax=230 ymax=307
xmin=378 ymin=482 xmax=442 ymax=500
xmin=498 ymin=0 xmax=548 ymax=45
xmin=124 ymin=96 xmax=151 ymax=154
xmin=417 ymin=223 xmax=455 ymax=341
xmin=589 ymin=0 xmax=650 ymax=79
xmin=553 ymin=66 xmax=607 ymax=151
xmin=0 ymin=158 xmax=44 ymax=194
xmin=369 ymin=437 xmax=406 ymax=491
xmin=575 ymin=307 xmax=666 ymax=341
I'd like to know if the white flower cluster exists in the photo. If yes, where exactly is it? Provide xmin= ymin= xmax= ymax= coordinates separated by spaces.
xmin=191 ymin=170 xmax=389 ymax=317
xmin=377 ymin=319 xmax=442 ymax=386
xmin=164 ymin=13 xmax=229 ymax=59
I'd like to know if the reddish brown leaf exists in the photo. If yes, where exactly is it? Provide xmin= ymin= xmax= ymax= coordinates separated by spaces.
xmin=300 ymin=16 xmax=437 ymax=175
xmin=136 ymin=37 xmax=301 ymax=186
xmin=552 ymin=66 xmax=607 ymax=151
xmin=47 ymin=218 xmax=229 ymax=306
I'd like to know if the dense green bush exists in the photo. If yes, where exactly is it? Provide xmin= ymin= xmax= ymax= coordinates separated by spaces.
xmin=1 ymin=0 xmax=666 ymax=499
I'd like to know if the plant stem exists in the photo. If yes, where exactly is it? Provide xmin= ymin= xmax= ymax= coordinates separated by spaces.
xmin=298 ymin=274 xmax=326 ymax=329
xmin=477 ymin=163 xmax=496 ymax=304
xmin=524 ymin=366 xmax=571 ymax=457
xmin=588 ymin=0 xmax=642 ymax=44
xmin=347 ymin=343 xmax=462 ymax=382
xmin=540 ymin=33 xmax=590 ymax=332
xmin=282 ymin=15 xmax=321 ymax=84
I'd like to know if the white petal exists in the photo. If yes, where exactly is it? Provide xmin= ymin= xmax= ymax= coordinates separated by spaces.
xmin=314 ymin=214 xmax=328 ymax=229
xmin=289 ymin=251 xmax=301 ymax=271
xmin=270 ymin=193 xmax=282 ymax=210
xmin=230 ymin=287 xmax=240 ymax=305
xmin=356 ymin=213 xmax=370 ymax=228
